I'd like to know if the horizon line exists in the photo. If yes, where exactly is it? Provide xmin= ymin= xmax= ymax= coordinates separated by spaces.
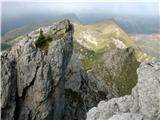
xmin=1 ymin=0 xmax=159 ymax=3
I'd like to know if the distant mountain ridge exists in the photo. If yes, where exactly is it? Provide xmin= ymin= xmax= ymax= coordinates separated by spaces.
xmin=2 ymin=14 xmax=80 ymax=43
xmin=132 ymin=34 xmax=160 ymax=59
xmin=1 ymin=15 xmax=156 ymax=63
xmin=2 ymin=14 xmax=160 ymax=42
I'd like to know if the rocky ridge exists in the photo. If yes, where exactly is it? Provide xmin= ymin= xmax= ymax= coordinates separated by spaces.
xmin=87 ymin=61 xmax=160 ymax=120
xmin=1 ymin=20 xmax=112 ymax=120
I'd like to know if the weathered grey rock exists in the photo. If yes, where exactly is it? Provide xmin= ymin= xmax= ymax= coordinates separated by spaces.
xmin=87 ymin=61 xmax=160 ymax=120
xmin=65 ymin=53 xmax=82 ymax=92
xmin=48 ymin=20 xmax=73 ymax=120
xmin=16 ymin=40 xmax=42 ymax=97
xmin=1 ymin=52 xmax=16 ymax=120
xmin=134 ymin=61 xmax=160 ymax=119
xmin=63 ymin=53 xmax=111 ymax=120
xmin=108 ymin=113 xmax=144 ymax=120
xmin=1 ymin=19 xmax=73 ymax=120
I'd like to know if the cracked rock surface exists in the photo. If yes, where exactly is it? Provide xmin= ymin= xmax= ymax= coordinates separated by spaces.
xmin=87 ymin=61 xmax=160 ymax=120
xmin=1 ymin=20 xmax=73 ymax=120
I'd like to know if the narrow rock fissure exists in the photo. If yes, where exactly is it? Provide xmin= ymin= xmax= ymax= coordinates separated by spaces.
xmin=13 ymin=90 xmax=21 ymax=120
xmin=14 ymin=61 xmax=20 ymax=120
xmin=14 ymin=65 xmax=39 ymax=120
xmin=21 ymin=65 xmax=39 ymax=99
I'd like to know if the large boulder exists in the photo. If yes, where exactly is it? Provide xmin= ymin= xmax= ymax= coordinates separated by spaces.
xmin=87 ymin=61 xmax=160 ymax=120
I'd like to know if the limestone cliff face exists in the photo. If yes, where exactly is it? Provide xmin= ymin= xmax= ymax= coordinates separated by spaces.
xmin=87 ymin=61 xmax=160 ymax=120
xmin=1 ymin=20 xmax=73 ymax=120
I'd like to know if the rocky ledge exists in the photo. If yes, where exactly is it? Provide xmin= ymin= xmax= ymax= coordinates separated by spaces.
xmin=87 ymin=61 xmax=160 ymax=120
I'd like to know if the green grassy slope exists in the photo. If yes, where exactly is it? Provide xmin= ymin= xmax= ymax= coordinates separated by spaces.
xmin=74 ymin=20 xmax=154 ymax=63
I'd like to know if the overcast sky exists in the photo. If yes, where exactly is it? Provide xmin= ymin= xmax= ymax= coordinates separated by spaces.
xmin=1 ymin=0 xmax=159 ymax=34
xmin=2 ymin=1 xmax=159 ymax=20
xmin=1 ymin=0 xmax=159 ymax=2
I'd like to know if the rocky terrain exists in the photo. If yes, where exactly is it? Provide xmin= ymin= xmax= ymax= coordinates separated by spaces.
xmin=0 ymin=20 xmax=111 ymax=120
xmin=1 ymin=19 xmax=159 ymax=120
xmin=87 ymin=61 xmax=160 ymax=120
xmin=1 ymin=20 xmax=74 ymax=120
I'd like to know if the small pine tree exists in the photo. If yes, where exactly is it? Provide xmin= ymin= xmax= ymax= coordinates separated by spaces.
xmin=39 ymin=29 xmax=45 ymax=39
xmin=35 ymin=29 xmax=46 ymax=47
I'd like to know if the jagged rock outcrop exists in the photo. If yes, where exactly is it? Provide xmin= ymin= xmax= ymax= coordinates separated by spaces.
xmin=1 ymin=19 xmax=73 ymax=120
xmin=1 ymin=20 xmax=112 ymax=120
xmin=87 ymin=61 xmax=160 ymax=120
xmin=63 ymin=53 xmax=110 ymax=120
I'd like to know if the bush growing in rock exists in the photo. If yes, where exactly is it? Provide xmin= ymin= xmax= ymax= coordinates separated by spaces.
xmin=35 ymin=29 xmax=46 ymax=48
xmin=35 ymin=29 xmax=52 ymax=54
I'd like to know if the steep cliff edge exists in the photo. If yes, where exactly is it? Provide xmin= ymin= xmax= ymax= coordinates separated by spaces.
xmin=1 ymin=20 xmax=73 ymax=120
xmin=87 ymin=61 xmax=160 ymax=120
